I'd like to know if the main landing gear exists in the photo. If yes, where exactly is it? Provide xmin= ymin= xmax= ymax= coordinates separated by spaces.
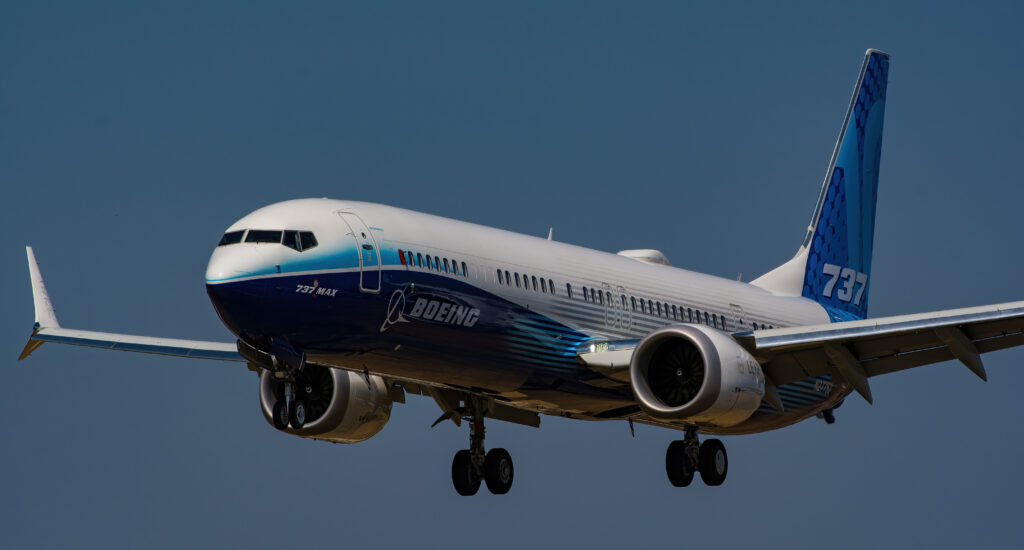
xmin=271 ymin=378 xmax=309 ymax=430
xmin=665 ymin=427 xmax=728 ymax=487
xmin=450 ymin=398 xmax=514 ymax=496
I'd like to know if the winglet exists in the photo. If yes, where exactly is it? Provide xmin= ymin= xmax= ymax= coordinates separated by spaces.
xmin=26 ymin=247 xmax=59 ymax=329
xmin=19 ymin=247 xmax=59 ymax=360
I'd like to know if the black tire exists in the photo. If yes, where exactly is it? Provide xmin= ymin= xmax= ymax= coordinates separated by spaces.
xmin=451 ymin=450 xmax=480 ymax=496
xmin=289 ymin=399 xmax=307 ymax=429
xmin=665 ymin=440 xmax=694 ymax=487
xmin=272 ymin=400 xmax=289 ymax=430
xmin=484 ymin=448 xmax=514 ymax=495
xmin=698 ymin=439 xmax=728 ymax=486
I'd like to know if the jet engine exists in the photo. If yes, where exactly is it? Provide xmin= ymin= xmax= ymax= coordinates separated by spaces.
xmin=259 ymin=364 xmax=392 ymax=443
xmin=629 ymin=325 xmax=765 ymax=428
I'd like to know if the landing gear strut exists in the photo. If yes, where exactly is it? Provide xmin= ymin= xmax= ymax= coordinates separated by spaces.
xmin=665 ymin=427 xmax=728 ymax=487
xmin=272 ymin=378 xmax=308 ymax=430
xmin=450 ymin=397 xmax=514 ymax=496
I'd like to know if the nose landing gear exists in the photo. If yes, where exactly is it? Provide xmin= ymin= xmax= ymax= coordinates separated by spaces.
xmin=449 ymin=397 xmax=515 ymax=496
xmin=271 ymin=378 xmax=308 ymax=430
xmin=665 ymin=427 xmax=728 ymax=487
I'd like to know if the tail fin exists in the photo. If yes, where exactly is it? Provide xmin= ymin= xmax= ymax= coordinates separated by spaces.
xmin=751 ymin=49 xmax=890 ymax=320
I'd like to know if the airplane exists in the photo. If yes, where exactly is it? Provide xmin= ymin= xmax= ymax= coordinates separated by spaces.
xmin=19 ymin=49 xmax=1024 ymax=496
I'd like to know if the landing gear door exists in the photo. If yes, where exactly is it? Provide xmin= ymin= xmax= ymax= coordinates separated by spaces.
xmin=337 ymin=211 xmax=381 ymax=293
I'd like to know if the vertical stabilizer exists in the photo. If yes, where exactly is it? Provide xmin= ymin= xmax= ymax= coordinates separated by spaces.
xmin=751 ymin=49 xmax=890 ymax=320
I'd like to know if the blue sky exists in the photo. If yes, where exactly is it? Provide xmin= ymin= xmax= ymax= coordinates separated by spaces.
xmin=2 ymin=2 xmax=1022 ymax=548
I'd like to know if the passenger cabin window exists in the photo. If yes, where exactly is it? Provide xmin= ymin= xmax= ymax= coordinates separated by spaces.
xmin=540 ymin=278 xmax=547 ymax=293
xmin=532 ymin=276 xmax=538 ymax=291
xmin=434 ymin=256 xmax=441 ymax=271
xmin=566 ymin=283 xmax=573 ymax=299
xmin=462 ymin=262 xmax=468 ymax=278
xmin=218 ymin=230 xmax=245 ymax=246
xmin=515 ymin=273 xmax=521 ymax=288
xmin=426 ymin=256 xmax=433 ymax=270
xmin=497 ymin=269 xmax=503 ymax=284
xmin=582 ymin=286 xmax=588 ymax=301
xmin=443 ymin=258 xmax=450 ymax=273
xmin=631 ymin=297 xmax=637 ymax=311
xmin=548 ymin=279 xmax=554 ymax=293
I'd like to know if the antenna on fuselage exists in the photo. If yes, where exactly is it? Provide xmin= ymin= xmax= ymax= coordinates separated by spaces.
xmin=547 ymin=228 xmax=553 ymax=241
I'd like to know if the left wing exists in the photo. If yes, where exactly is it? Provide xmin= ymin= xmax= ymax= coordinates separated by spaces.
xmin=734 ymin=301 xmax=1024 ymax=403
xmin=578 ymin=300 xmax=1024 ymax=404
xmin=18 ymin=247 xmax=243 ymax=363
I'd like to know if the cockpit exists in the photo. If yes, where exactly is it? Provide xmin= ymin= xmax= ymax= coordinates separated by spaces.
xmin=217 ymin=229 xmax=319 ymax=252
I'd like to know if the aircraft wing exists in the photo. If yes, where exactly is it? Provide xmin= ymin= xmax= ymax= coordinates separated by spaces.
xmin=578 ymin=301 xmax=1024 ymax=404
xmin=18 ymin=247 xmax=243 ymax=362
xmin=19 ymin=327 xmax=243 ymax=362
xmin=732 ymin=301 xmax=1024 ymax=403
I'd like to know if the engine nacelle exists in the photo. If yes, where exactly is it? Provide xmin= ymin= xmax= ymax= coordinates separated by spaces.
xmin=259 ymin=364 xmax=392 ymax=443
xmin=629 ymin=325 xmax=765 ymax=428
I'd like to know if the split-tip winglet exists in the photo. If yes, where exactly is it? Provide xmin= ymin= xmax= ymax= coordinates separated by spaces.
xmin=19 ymin=246 xmax=60 ymax=360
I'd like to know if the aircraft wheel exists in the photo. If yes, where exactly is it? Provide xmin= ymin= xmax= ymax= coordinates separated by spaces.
xmin=484 ymin=448 xmax=514 ymax=495
xmin=698 ymin=439 xmax=728 ymax=486
xmin=289 ymin=399 xmax=307 ymax=429
xmin=665 ymin=440 xmax=694 ymax=487
xmin=452 ymin=450 xmax=480 ymax=496
xmin=272 ymin=400 xmax=289 ymax=430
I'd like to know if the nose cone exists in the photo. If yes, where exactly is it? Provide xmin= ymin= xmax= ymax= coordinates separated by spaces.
xmin=205 ymin=245 xmax=280 ymax=336
xmin=205 ymin=245 xmax=272 ymax=283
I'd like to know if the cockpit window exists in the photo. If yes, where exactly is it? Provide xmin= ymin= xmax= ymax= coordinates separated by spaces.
xmin=224 ymin=228 xmax=318 ymax=251
xmin=283 ymin=230 xmax=300 ymax=251
xmin=218 ymin=230 xmax=245 ymax=246
xmin=245 ymin=230 xmax=283 ymax=243
xmin=284 ymin=230 xmax=318 ymax=251
xmin=299 ymin=231 xmax=318 ymax=251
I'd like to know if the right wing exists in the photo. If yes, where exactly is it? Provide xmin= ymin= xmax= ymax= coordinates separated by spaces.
xmin=18 ymin=246 xmax=242 ymax=363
